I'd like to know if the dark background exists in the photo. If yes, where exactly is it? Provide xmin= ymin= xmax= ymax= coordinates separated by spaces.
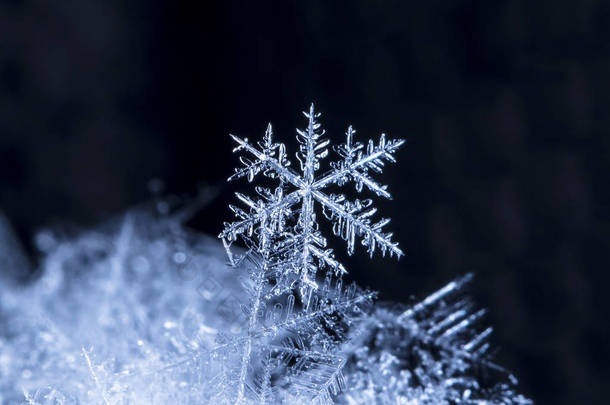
xmin=1 ymin=1 xmax=609 ymax=403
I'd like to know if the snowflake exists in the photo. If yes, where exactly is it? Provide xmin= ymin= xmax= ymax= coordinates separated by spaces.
xmin=219 ymin=104 xmax=405 ymax=300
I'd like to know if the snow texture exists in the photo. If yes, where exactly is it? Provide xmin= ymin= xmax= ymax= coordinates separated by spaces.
xmin=0 ymin=106 xmax=530 ymax=404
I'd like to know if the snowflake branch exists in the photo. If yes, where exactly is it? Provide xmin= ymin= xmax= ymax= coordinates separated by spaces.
xmin=219 ymin=190 xmax=301 ymax=243
xmin=313 ymin=190 xmax=403 ymax=258
xmin=313 ymin=132 xmax=404 ymax=196
xmin=229 ymin=134 xmax=304 ymax=187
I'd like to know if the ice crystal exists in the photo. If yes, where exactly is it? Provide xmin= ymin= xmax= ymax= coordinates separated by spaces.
xmin=337 ymin=274 xmax=532 ymax=404
xmin=0 ymin=105 xmax=530 ymax=405
xmin=220 ymin=104 xmax=404 ymax=301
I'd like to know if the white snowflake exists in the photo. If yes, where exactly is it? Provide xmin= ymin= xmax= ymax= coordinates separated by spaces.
xmin=220 ymin=104 xmax=405 ymax=299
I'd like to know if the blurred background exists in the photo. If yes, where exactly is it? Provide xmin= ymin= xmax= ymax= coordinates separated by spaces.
xmin=0 ymin=1 xmax=609 ymax=403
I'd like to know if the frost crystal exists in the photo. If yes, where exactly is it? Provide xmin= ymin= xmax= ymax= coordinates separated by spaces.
xmin=220 ymin=104 xmax=404 ymax=301
xmin=338 ymin=274 xmax=532 ymax=404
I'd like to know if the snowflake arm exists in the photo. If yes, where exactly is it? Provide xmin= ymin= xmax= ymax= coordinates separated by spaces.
xmin=295 ymin=104 xmax=329 ymax=180
xmin=228 ymin=125 xmax=303 ymax=187
xmin=313 ymin=128 xmax=405 ymax=199
xmin=315 ymin=191 xmax=403 ymax=258
xmin=219 ymin=190 xmax=300 ymax=247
